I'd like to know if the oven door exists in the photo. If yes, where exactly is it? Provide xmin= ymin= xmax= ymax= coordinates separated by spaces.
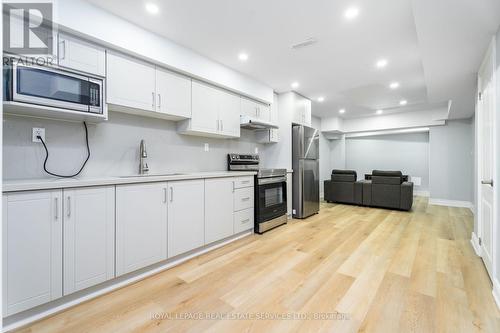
xmin=12 ymin=63 xmax=103 ymax=113
xmin=256 ymin=176 xmax=287 ymax=223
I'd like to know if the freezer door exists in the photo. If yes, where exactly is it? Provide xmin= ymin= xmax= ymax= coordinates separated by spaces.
xmin=303 ymin=126 xmax=319 ymax=160
xmin=293 ymin=125 xmax=319 ymax=160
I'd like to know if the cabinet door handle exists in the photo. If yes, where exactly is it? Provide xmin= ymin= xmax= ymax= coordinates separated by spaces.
xmin=54 ymin=197 xmax=59 ymax=220
xmin=216 ymin=119 xmax=219 ymax=131
xmin=158 ymin=94 xmax=161 ymax=109
xmin=232 ymin=181 xmax=235 ymax=193
xmin=67 ymin=196 xmax=71 ymax=217
xmin=59 ymin=40 xmax=66 ymax=60
xmin=221 ymin=120 xmax=223 ymax=131
xmin=170 ymin=187 xmax=173 ymax=202
xmin=163 ymin=188 xmax=167 ymax=203
xmin=152 ymin=92 xmax=155 ymax=108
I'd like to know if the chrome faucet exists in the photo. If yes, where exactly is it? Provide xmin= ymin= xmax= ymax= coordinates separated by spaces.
xmin=139 ymin=139 xmax=149 ymax=175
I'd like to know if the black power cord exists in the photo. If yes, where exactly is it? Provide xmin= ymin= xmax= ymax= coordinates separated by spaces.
xmin=38 ymin=122 xmax=91 ymax=178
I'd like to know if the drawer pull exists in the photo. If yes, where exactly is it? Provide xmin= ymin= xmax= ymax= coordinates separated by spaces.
xmin=241 ymin=197 xmax=251 ymax=201
xmin=241 ymin=180 xmax=250 ymax=184
xmin=241 ymin=218 xmax=250 ymax=223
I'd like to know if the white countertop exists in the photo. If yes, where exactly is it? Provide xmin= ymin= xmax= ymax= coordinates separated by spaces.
xmin=3 ymin=171 xmax=257 ymax=192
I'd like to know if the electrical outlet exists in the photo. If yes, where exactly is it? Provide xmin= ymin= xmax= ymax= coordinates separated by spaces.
xmin=254 ymin=147 xmax=259 ymax=154
xmin=204 ymin=143 xmax=209 ymax=152
xmin=32 ymin=128 xmax=45 ymax=143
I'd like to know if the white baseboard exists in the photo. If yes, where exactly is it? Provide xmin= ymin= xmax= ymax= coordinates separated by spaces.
xmin=414 ymin=190 xmax=430 ymax=197
xmin=493 ymin=278 xmax=500 ymax=311
xmin=470 ymin=231 xmax=482 ymax=256
xmin=428 ymin=198 xmax=474 ymax=210
xmin=3 ymin=230 xmax=253 ymax=332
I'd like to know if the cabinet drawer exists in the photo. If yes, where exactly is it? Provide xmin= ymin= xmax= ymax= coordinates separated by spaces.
xmin=234 ymin=187 xmax=254 ymax=212
xmin=234 ymin=208 xmax=254 ymax=233
xmin=234 ymin=176 xmax=254 ymax=189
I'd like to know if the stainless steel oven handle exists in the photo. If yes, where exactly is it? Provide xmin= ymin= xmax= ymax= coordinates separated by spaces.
xmin=258 ymin=176 xmax=287 ymax=185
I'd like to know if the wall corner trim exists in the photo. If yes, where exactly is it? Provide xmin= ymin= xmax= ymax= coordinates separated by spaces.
xmin=428 ymin=198 xmax=474 ymax=210
xmin=470 ymin=231 xmax=482 ymax=256
xmin=414 ymin=190 xmax=430 ymax=197
xmin=492 ymin=278 xmax=500 ymax=311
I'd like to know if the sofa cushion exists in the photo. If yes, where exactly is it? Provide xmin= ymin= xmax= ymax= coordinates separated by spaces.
xmin=372 ymin=170 xmax=403 ymax=185
xmin=331 ymin=170 xmax=357 ymax=182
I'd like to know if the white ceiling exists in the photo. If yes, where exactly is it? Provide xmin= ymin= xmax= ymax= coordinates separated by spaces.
xmin=87 ymin=0 xmax=500 ymax=119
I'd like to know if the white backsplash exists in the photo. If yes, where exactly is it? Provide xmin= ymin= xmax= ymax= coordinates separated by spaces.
xmin=3 ymin=112 xmax=265 ymax=180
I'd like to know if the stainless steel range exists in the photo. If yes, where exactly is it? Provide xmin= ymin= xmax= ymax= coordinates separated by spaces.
xmin=228 ymin=154 xmax=287 ymax=234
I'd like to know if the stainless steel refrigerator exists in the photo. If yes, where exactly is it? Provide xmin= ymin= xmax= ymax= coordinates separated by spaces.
xmin=292 ymin=124 xmax=320 ymax=218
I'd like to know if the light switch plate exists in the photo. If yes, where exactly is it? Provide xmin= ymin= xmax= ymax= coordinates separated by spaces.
xmin=204 ymin=143 xmax=209 ymax=152
xmin=254 ymin=147 xmax=259 ymax=154
xmin=32 ymin=128 xmax=45 ymax=143
xmin=411 ymin=176 xmax=422 ymax=186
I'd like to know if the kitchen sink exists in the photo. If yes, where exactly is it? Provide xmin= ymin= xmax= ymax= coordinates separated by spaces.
xmin=119 ymin=173 xmax=186 ymax=178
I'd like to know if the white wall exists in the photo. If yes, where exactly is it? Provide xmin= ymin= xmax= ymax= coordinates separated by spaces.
xmin=429 ymin=119 xmax=474 ymax=203
xmin=345 ymin=133 xmax=430 ymax=192
xmin=262 ymin=92 xmax=294 ymax=170
xmin=311 ymin=116 xmax=331 ymax=197
xmin=495 ymin=27 xmax=500 ymax=291
xmin=3 ymin=113 xmax=264 ymax=179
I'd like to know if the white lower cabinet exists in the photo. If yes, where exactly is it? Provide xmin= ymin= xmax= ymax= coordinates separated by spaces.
xmin=63 ymin=186 xmax=115 ymax=295
xmin=2 ymin=175 xmax=256 ymax=316
xmin=167 ymin=180 xmax=205 ymax=257
xmin=205 ymin=178 xmax=235 ymax=243
xmin=2 ymin=190 xmax=63 ymax=316
xmin=116 ymin=183 xmax=168 ymax=276
xmin=234 ymin=208 xmax=254 ymax=234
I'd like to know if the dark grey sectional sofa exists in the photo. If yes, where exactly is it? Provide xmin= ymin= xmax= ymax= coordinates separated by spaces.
xmin=324 ymin=169 xmax=414 ymax=211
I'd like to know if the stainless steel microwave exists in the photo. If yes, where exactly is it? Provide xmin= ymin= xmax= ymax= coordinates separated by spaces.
xmin=4 ymin=62 xmax=104 ymax=114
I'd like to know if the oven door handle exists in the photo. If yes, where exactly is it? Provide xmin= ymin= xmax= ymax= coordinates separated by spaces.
xmin=258 ymin=176 xmax=287 ymax=185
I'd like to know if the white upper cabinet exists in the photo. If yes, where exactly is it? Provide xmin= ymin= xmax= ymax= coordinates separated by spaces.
xmin=106 ymin=51 xmax=156 ymax=112
xmin=205 ymin=178 xmax=235 ymax=243
xmin=2 ymin=190 xmax=63 ymax=316
xmin=241 ymin=97 xmax=271 ymax=122
xmin=218 ymin=90 xmax=241 ymax=137
xmin=291 ymin=93 xmax=312 ymax=126
xmin=187 ymin=80 xmax=219 ymax=134
xmin=58 ymin=33 xmax=106 ymax=76
xmin=63 ymin=186 xmax=115 ymax=295
xmin=155 ymin=68 xmax=192 ymax=120
xmin=167 ymin=180 xmax=205 ymax=257
xmin=115 ymin=183 xmax=168 ymax=276
xmin=178 ymin=81 xmax=240 ymax=138
xmin=107 ymin=51 xmax=192 ymax=120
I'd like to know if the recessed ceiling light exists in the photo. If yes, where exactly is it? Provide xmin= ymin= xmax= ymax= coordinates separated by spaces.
xmin=344 ymin=7 xmax=359 ymax=20
xmin=145 ymin=2 xmax=159 ymax=14
xmin=376 ymin=59 xmax=388 ymax=69
xmin=291 ymin=82 xmax=299 ymax=89
xmin=317 ymin=97 xmax=325 ymax=102
xmin=400 ymin=100 xmax=408 ymax=105
xmin=376 ymin=109 xmax=383 ymax=115
xmin=238 ymin=53 xmax=249 ymax=62
xmin=339 ymin=108 xmax=346 ymax=114
xmin=389 ymin=82 xmax=400 ymax=89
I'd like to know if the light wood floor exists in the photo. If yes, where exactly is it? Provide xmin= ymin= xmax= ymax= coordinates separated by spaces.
xmin=14 ymin=197 xmax=500 ymax=333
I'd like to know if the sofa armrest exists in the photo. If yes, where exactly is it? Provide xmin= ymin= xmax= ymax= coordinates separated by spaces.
xmin=359 ymin=180 xmax=372 ymax=206
xmin=324 ymin=180 xmax=333 ymax=202
xmin=354 ymin=181 xmax=363 ymax=205
xmin=400 ymin=182 xmax=414 ymax=211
